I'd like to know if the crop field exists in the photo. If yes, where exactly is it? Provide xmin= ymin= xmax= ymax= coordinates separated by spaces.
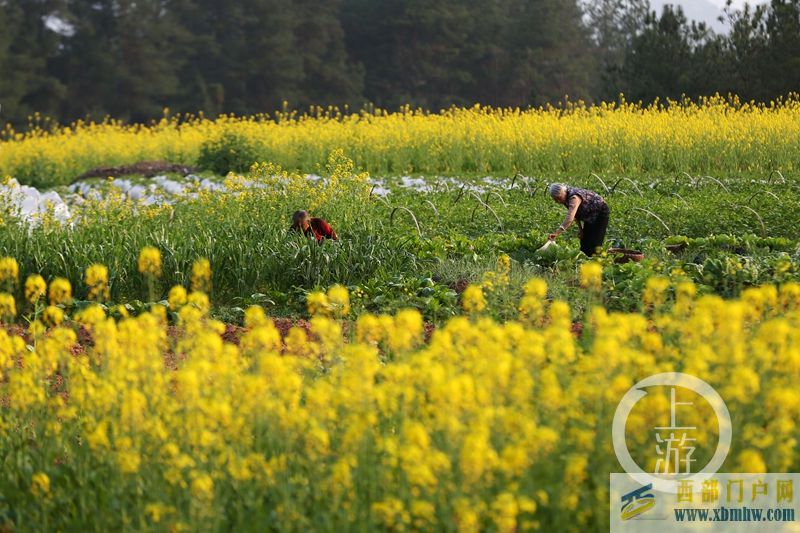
xmin=3 ymin=96 xmax=800 ymax=188
xmin=1 ymin=100 xmax=800 ymax=531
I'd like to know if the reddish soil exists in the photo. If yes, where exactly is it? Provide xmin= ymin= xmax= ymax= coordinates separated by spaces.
xmin=449 ymin=279 xmax=470 ymax=294
xmin=272 ymin=317 xmax=312 ymax=340
xmin=72 ymin=160 xmax=198 ymax=182
xmin=424 ymin=322 xmax=436 ymax=342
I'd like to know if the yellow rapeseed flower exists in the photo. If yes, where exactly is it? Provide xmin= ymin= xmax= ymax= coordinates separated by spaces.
xmin=117 ymin=450 xmax=141 ymax=474
xmin=244 ymin=305 xmax=268 ymax=328
xmin=48 ymin=277 xmax=72 ymax=306
xmin=579 ymin=262 xmax=602 ymax=291
xmin=187 ymin=291 xmax=210 ymax=314
xmin=85 ymin=264 xmax=110 ymax=302
xmin=30 ymin=472 xmax=50 ymax=497
xmin=190 ymin=473 xmax=214 ymax=502
xmin=737 ymin=449 xmax=767 ymax=473
xmin=28 ymin=319 xmax=46 ymax=337
xmin=326 ymin=284 xmax=350 ymax=317
xmin=24 ymin=274 xmax=47 ymax=304
xmin=43 ymin=306 xmax=64 ymax=327
xmin=307 ymin=291 xmax=330 ymax=316
xmin=168 ymin=285 xmax=188 ymax=311
xmin=391 ymin=308 xmax=423 ymax=352
xmin=0 ymin=257 xmax=19 ymax=286
xmin=144 ymin=503 xmax=174 ymax=524
xmin=2 ymin=264 xmax=800 ymax=529
xmin=150 ymin=304 xmax=167 ymax=324
xmin=490 ymin=492 xmax=519 ymax=532
xmin=138 ymin=246 xmax=162 ymax=278
xmin=519 ymin=277 xmax=548 ymax=323
xmin=462 ymin=284 xmax=487 ymax=314
xmin=190 ymin=258 xmax=212 ymax=293
xmin=454 ymin=498 xmax=481 ymax=533
xmin=643 ymin=276 xmax=670 ymax=308
xmin=75 ymin=304 xmax=107 ymax=327
xmin=372 ymin=498 xmax=409 ymax=529
xmin=779 ymin=281 xmax=800 ymax=309
xmin=0 ymin=293 xmax=16 ymax=321
xmin=86 ymin=422 xmax=110 ymax=450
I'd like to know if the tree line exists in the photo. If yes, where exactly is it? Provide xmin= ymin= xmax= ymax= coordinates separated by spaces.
xmin=1 ymin=0 xmax=799 ymax=128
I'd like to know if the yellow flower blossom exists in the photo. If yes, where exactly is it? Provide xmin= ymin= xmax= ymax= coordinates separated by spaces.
xmin=190 ymin=473 xmax=214 ymax=502
xmin=187 ymin=291 xmax=210 ymax=314
xmin=190 ymin=258 xmax=212 ymax=293
xmin=737 ymin=449 xmax=767 ymax=473
xmin=138 ymin=246 xmax=162 ymax=278
xmin=579 ymin=261 xmax=602 ymax=291
xmin=168 ymin=285 xmax=188 ymax=311
xmin=372 ymin=498 xmax=409 ymax=529
xmin=28 ymin=319 xmax=46 ymax=337
xmin=519 ymin=277 xmax=548 ymax=323
xmin=48 ymin=277 xmax=72 ymax=306
xmin=244 ymin=305 xmax=268 ymax=328
xmin=0 ymin=293 xmax=16 ymax=321
xmin=306 ymin=291 xmax=330 ymax=316
xmin=0 ymin=257 xmax=19 ymax=286
xmin=31 ymin=472 xmax=50 ymax=497
xmin=145 ymin=503 xmax=174 ymax=524
xmin=643 ymin=276 xmax=670 ymax=309
xmin=462 ymin=284 xmax=486 ymax=313
xmin=490 ymin=492 xmax=519 ymax=533
xmin=85 ymin=264 xmax=110 ymax=302
xmin=326 ymin=284 xmax=350 ymax=317
xmin=24 ymin=274 xmax=46 ymax=304
xmin=43 ymin=306 xmax=64 ymax=327
xmin=75 ymin=304 xmax=107 ymax=327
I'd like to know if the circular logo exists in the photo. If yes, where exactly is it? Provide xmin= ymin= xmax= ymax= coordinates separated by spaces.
xmin=612 ymin=372 xmax=732 ymax=493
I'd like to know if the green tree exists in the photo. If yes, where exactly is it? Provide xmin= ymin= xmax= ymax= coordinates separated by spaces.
xmin=342 ymin=0 xmax=478 ymax=109
xmin=686 ymin=28 xmax=731 ymax=98
xmin=501 ymin=0 xmax=595 ymax=106
xmin=172 ymin=0 xmax=335 ymax=116
xmin=0 ymin=0 xmax=66 ymax=127
xmin=0 ymin=4 xmax=11 ymax=122
xmin=55 ymin=0 xmax=185 ymax=123
xmin=113 ymin=0 xmax=185 ymax=122
xmin=721 ymin=1 xmax=770 ymax=100
xmin=343 ymin=0 xmax=594 ymax=109
xmin=291 ymin=0 xmax=364 ymax=107
xmin=584 ymin=0 xmax=650 ymax=100
xmin=620 ymin=5 xmax=695 ymax=102
xmin=761 ymin=0 xmax=800 ymax=99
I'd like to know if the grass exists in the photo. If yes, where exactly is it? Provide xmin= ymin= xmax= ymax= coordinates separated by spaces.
xmin=1 ymin=161 xmax=798 ymax=324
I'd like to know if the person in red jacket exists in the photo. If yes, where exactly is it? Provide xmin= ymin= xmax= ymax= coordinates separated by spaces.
xmin=291 ymin=210 xmax=338 ymax=242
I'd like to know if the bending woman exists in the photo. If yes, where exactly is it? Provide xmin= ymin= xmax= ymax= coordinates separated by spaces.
xmin=291 ymin=210 xmax=338 ymax=243
xmin=547 ymin=184 xmax=610 ymax=256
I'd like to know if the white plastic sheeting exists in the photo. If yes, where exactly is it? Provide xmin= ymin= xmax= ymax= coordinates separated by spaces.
xmin=0 ymin=178 xmax=72 ymax=227
xmin=2 ymin=174 xmax=513 ymax=226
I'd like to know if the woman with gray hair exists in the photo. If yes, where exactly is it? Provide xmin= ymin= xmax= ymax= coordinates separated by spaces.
xmin=547 ymin=183 xmax=610 ymax=256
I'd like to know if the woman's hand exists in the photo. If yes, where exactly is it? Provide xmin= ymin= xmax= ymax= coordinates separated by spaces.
xmin=548 ymin=233 xmax=559 ymax=241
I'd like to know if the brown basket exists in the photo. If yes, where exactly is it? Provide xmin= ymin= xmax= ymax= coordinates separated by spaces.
xmin=607 ymin=248 xmax=644 ymax=263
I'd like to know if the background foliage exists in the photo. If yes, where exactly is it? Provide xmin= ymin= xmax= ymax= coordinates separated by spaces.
xmin=1 ymin=0 xmax=800 ymax=127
